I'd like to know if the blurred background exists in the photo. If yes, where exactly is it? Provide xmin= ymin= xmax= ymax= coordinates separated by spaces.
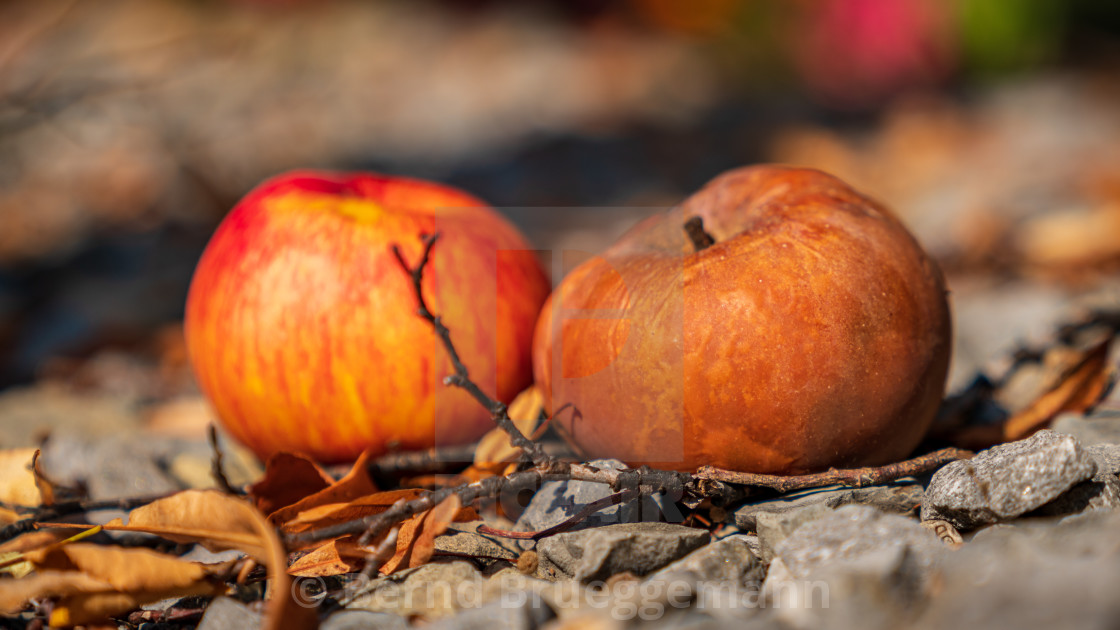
xmin=2 ymin=0 xmax=1120 ymax=451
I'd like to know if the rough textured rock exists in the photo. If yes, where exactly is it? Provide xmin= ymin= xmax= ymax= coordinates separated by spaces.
xmin=536 ymin=522 xmax=710 ymax=582
xmin=349 ymin=561 xmax=485 ymax=618
xmin=514 ymin=459 xmax=680 ymax=539
xmin=197 ymin=597 xmax=260 ymax=630
xmin=1052 ymin=411 xmax=1120 ymax=446
xmin=763 ymin=505 xmax=946 ymax=630
xmin=1031 ymin=475 xmax=1120 ymax=517
xmin=732 ymin=482 xmax=922 ymax=531
xmin=422 ymin=599 xmax=557 ymax=630
xmin=1086 ymin=443 xmax=1120 ymax=476
xmin=322 ymin=610 xmax=408 ymax=630
xmin=914 ymin=510 xmax=1120 ymax=629
xmin=645 ymin=535 xmax=765 ymax=622
xmin=768 ymin=505 xmax=944 ymax=595
xmin=434 ymin=524 xmax=521 ymax=566
xmin=921 ymin=430 xmax=1097 ymax=530
xmin=753 ymin=502 xmax=835 ymax=563
xmin=647 ymin=535 xmax=762 ymax=586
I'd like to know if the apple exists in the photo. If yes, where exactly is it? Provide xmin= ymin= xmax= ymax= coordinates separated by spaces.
xmin=533 ymin=165 xmax=951 ymax=474
xmin=185 ymin=171 xmax=550 ymax=463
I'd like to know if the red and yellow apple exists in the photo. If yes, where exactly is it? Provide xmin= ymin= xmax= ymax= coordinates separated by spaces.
xmin=533 ymin=165 xmax=951 ymax=474
xmin=185 ymin=171 xmax=550 ymax=463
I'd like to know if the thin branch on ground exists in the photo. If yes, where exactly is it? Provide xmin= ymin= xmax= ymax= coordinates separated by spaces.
xmin=693 ymin=447 xmax=972 ymax=494
xmin=208 ymin=424 xmax=241 ymax=495
xmin=289 ymin=462 xmax=691 ymax=548
xmin=364 ymin=444 xmax=479 ymax=480
xmin=358 ymin=526 xmax=400 ymax=580
xmin=391 ymin=233 xmax=550 ymax=466
xmin=1 ymin=493 xmax=172 ymax=544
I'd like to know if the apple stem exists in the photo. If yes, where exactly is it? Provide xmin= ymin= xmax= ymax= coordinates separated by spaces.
xmin=390 ymin=233 xmax=550 ymax=467
xmin=684 ymin=216 xmax=715 ymax=251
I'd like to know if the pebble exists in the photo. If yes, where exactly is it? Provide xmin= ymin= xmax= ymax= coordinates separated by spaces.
xmin=536 ymin=522 xmax=710 ymax=583
xmin=514 ymin=459 xmax=681 ymax=541
xmin=921 ymin=429 xmax=1097 ymax=530
xmin=732 ymin=481 xmax=922 ymax=534
xmin=196 ymin=597 xmax=260 ymax=630
xmin=322 ymin=610 xmax=408 ymax=630
xmin=913 ymin=510 xmax=1120 ymax=629
xmin=422 ymin=598 xmax=557 ymax=630
xmin=1051 ymin=410 xmax=1120 ymax=446
xmin=763 ymin=505 xmax=946 ymax=630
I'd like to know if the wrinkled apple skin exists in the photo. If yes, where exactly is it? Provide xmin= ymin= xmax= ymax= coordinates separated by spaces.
xmin=186 ymin=171 xmax=550 ymax=463
xmin=533 ymin=165 xmax=951 ymax=474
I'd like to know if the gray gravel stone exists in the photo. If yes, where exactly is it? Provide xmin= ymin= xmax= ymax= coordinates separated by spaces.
xmin=1086 ymin=443 xmax=1120 ymax=476
xmin=914 ymin=510 xmax=1120 ymax=630
xmin=1052 ymin=410 xmax=1120 ymax=446
xmin=768 ymin=505 xmax=944 ymax=595
xmin=645 ymin=535 xmax=765 ymax=622
xmin=536 ymin=522 xmax=710 ymax=582
xmin=422 ymin=598 xmax=556 ymax=630
xmin=322 ymin=610 xmax=408 ymax=630
xmin=514 ymin=459 xmax=681 ymax=539
xmin=763 ymin=505 xmax=946 ymax=630
xmin=434 ymin=523 xmax=521 ymax=565
xmin=647 ymin=535 xmax=761 ymax=586
xmin=348 ymin=561 xmax=484 ymax=618
xmin=921 ymin=429 xmax=1097 ymax=530
xmin=735 ymin=481 xmax=923 ymax=562
xmin=197 ymin=597 xmax=260 ymax=630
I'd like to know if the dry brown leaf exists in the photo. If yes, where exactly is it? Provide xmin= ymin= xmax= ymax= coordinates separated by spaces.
xmin=288 ymin=536 xmax=365 ymax=577
xmin=103 ymin=489 xmax=318 ymax=630
xmin=1015 ymin=203 xmax=1120 ymax=268
xmin=381 ymin=495 xmax=478 ymax=574
xmin=956 ymin=337 xmax=1114 ymax=449
xmin=0 ymin=447 xmax=43 ymax=507
xmin=405 ymin=495 xmax=463 ymax=569
xmin=462 ymin=385 xmax=547 ymax=481
xmin=248 ymin=452 xmax=335 ymax=517
xmin=268 ymin=450 xmax=378 ymax=525
xmin=0 ymin=544 xmax=223 ymax=627
xmin=104 ymin=490 xmax=272 ymax=562
xmin=279 ymin=488 xmax=426 ymax=537
xmin=30 ymin=450 xmax=57 ymax=506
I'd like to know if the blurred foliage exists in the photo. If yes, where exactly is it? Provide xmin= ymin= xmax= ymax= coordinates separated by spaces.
xmin=956 ymin=0 xmax=1066 ymax=76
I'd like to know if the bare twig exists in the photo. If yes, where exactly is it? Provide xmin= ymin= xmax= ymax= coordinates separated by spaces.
xmin=391 ymin=233 xmax=549 ymax=466
xmin=358 ymin=526 xmax=400 ymax=579
xmin=684 ymin=216 xmax=715 ymax=252
xmin=693 ymin=447 xmax=972 ymax=493
xmin=208 ymin=424 xmax=241 ymax=495
xmin=288 ymin=463 xmax=692 ymax=548
xmin=1 ymin=493 xmax=171 ymax=544
xmin=363 ymin=444 xmax=478 ymax=480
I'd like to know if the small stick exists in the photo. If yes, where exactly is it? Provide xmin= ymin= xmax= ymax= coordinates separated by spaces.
xmin=208 ymin=424 xmax=241 ymax=495
xmin=694 ymin=447 xmax=971 ymax=493
xmin=1 ymin=493 xmax=171 ymax=544
xmin=391 ymin=233 xmax=550 ymax=466
xmin=684 ymin=216 xmax=715 ymax=252
xmin=358 ymin=526 xmax=400 ymax=579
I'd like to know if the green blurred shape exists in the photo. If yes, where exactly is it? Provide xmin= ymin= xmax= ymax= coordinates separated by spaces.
xmin=957 ymin=0 xmax=1066 ymax=75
